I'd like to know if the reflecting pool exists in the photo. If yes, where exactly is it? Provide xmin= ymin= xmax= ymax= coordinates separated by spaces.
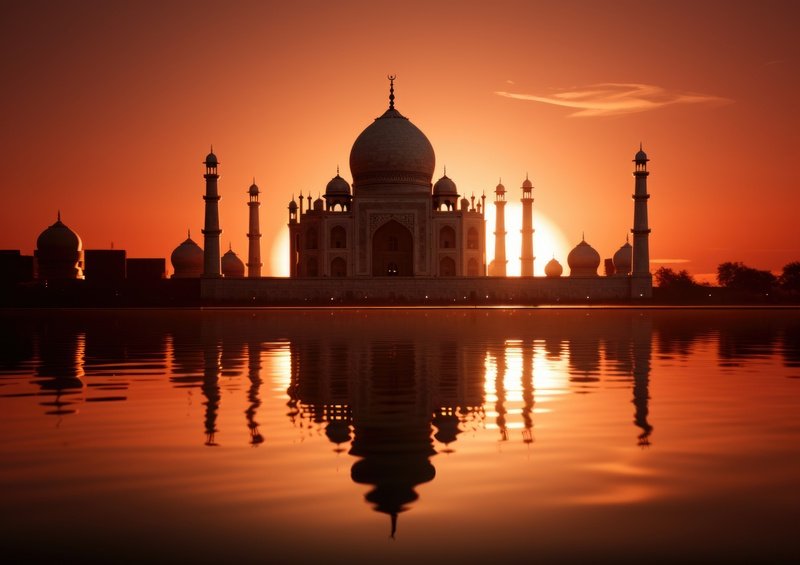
xmin=1 ymin=308 xmax=798 ymax=563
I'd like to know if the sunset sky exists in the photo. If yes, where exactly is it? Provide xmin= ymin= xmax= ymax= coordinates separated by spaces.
xmin=2 ymin=0 xmax=797 ymax=279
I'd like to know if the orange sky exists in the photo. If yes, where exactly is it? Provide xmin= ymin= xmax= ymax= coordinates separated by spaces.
xmin=2 ymin=0 xmax=798 ymax=279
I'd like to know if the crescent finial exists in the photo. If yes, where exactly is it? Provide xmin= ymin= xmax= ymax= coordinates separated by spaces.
xmin=387 ymin=75 xmax=396 ymax=109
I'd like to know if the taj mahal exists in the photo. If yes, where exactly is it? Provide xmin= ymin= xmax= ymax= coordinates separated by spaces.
xmin=27 ymin=77 xmax=653 ymax=304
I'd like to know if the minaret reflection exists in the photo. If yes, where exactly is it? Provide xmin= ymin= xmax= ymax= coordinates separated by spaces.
xmin=631 ymin=316 xmax=654 ymax=447
xmin=202 ymin=337 xmax=221 ymax=447
xmin=245 ymin=340 xmax=264 ymax=446
xmin=521 ymin=342 xmax=534 ymax=445
xmin=494 ymin=343 xmax=508 ymax=441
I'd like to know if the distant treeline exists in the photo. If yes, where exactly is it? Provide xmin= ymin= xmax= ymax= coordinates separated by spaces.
xmin=654 ymin=261 xmax=800 ymax=303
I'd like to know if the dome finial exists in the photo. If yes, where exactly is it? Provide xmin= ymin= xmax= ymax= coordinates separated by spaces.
xmin=639 ymin=141 xmax=643 ymax=151
xmin=336 ymin=164 xmax=340 ymax=175
xmin=387 ymin=74 xmax=396 ymax=110
xmin=582 ymin=231 xmax=585 ymax=241
xmin=443 ymin=165 xmax=447 ymax=176
xmin=57 ymin=209 xmax=61 ymax=222
xmin=187 ymin=228 xmax=191 ymax=238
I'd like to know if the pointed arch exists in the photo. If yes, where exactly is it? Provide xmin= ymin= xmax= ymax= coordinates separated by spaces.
xmin=372 ymin=220 xmax=413 ymax=276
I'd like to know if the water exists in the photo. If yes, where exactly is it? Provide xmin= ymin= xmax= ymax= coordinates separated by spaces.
xmin=1 ymin=308 xmax=798 ymax=563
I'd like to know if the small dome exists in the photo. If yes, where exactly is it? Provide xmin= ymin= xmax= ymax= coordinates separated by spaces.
xmin=613 ymin=240 xmax=633 ymax=275
xmin=495 ymin=182 xmax=506 ymax=194
xmin=522 ymin=177 xmax=533 ymax=189
xmin=433 ymin=174 xmax=458 ymax=196
xmin=221 ymin=248 xmax=245 ymax=278
xmin=325 ymin=174 xmax=351 ymax=196
xmin=460 ymin=197 xmax=470 ymax=210
xmin=545 ymin=258 xmax=563 ymax=278
xmin=204 ymin=151 xmax=218 ymax=166
xmin=37 ymin=215 xmax=82 ymax=252
xmin=567 ymin=239 xmax=601 ymax=277
xmin=35 ymin=213 xmax=84 ymax=280
xmin=171 ymin=235 xmax=203 ymax=278
xmin=288 ymin=200 xmax=298 ymax=211
xmin=313 ymin=197 xmax=324 ymax=211
xmin=248 ymin=182 xmax=260 ymax=196
xmin=634 ymin=145 xmax=648 ymax=163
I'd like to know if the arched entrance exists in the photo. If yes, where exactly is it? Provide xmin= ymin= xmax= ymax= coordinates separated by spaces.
xmin=372 ymin=220 xmax=413 ymax=276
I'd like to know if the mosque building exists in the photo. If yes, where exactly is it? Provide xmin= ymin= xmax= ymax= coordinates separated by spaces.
xmin=194 ymin=77 xmax=653 ymax=302
xmin=21 ymin=77 xmax=652 ymax=303
xmin=286 ymin=77 xmax=486 ymax=279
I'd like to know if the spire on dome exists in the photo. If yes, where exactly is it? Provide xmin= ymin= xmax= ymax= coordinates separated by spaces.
xmin=388 ymin=74 xmax=396 ymax=110
xmin=57 ymin=210 xmax=61 ymax=222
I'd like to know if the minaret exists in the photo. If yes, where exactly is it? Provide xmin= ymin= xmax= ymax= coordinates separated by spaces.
xmin=202 ymin=148 xmax=222 ymax=278
xmin=631 ymin=144 xmax=652 ymax=298
xmin=520 ymin=175 xmax=535 ymax=276
xmin=247 ymin=179 xmax=262 ymax=278
xmin=491 ymin=181 xmax=507 ymax=276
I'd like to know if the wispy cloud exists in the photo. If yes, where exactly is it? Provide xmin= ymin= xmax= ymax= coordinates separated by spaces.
xmin=495 ymin=83 xmax=731 ymax=117
xmin=651 ymin=259 xmax=691 ymax=264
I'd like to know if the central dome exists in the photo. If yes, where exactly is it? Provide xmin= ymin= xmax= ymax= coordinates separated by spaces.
xmin=349 ymin=106 xmax=435 ymax=192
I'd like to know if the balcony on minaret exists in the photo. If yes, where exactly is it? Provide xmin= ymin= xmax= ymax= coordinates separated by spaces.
xmin=522 ymin=179 xmax=533 ymax=200
xmin=204 ymin=150 xmax=219 ymax=176
xmin=634 ymin=144 xmax=649 ymax=174
xmin=495 ymin=181 xmax=506 ymax=202
xmin=248 ymin=183 xmax=260 ymax=203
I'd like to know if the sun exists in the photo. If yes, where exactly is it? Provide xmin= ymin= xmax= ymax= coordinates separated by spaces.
xmin=486 ymin=201 xmax=571 ymax=276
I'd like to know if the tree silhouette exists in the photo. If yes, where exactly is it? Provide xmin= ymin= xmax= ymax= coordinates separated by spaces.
xmin=654 ymin=267 xmax=698 ymax=289
xmin=717 ymin=262 xmax=776 ymax=293
xmin=779 ymin=262 xmax=800 ymax=293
